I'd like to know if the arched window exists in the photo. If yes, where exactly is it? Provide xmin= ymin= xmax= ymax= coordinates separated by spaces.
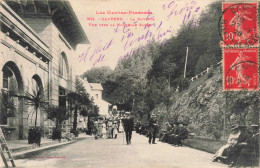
xmin=32 ymin=74 xmax=43 ymax=92
xmin=59 ymin=52 xmax=68 ymax=80
xmin=3 ymin=66 xmax=14 ymax=89
xmin=2 ymin=62 xmax=22 ymax=92
xmin=1 ymin=62 xmax=21 ymax=124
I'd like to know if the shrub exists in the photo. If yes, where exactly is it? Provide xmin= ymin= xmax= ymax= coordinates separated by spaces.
xmin=213 ymin=130 xmax=222 ymax=140
xmin=178 ymin=78 xmax=190 ymax=91
xmin=207 ymin=71 xmax=214 ymax=79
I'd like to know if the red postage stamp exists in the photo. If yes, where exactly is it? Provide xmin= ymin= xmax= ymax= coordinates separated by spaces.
xmin=223 ymin=48 xmax=258 ymax=91
xmin=222 ymin=2 xmax=258 ymax=47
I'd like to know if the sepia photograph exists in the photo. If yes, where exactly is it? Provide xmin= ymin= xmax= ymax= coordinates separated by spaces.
xmin=0 ymin=0 xmax=259 ymax=167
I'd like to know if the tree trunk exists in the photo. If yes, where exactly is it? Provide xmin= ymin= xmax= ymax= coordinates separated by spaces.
xmin=35 ymin=107 xmax=38 ymax=127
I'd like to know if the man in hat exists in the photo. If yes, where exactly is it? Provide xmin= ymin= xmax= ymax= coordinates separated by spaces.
xmin=122 ymin=112 xmax=134 ymax=145
xmin=148 ymin=114 xmax=159 ymax=144
xmin=174 ymin=122 xmax=189 ymax=146
xmin=160 ymin=122 xmax=172 ymax=143
xmin=168 ymin=122 xmax=178 ymax=144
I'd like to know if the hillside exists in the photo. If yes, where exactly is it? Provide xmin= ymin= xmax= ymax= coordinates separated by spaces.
xmin=153 ymin=67 xmax=259 ymax=140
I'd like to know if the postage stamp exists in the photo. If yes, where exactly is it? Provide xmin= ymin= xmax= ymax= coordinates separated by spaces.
xmin=222 ymin=2 xmax=258 ymax=47
xmin=223 ymin=48 xmax=258 ymax=91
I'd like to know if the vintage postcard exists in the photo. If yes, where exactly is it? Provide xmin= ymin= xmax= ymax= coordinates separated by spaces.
xmin=0 ymin=0 xmax=259 ymax=168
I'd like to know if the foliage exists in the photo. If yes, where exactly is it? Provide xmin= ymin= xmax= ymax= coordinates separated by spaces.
xmin=195 ymin=53 xmax=216 ymax=74
xmin=207 ymin=71 xmax=214 ymax=79
xmin=0 ymin=81 xmax=18 ymax=124
xmin=14 ymin=87 xmax=48 ymax=127
xmin=0 ymin=90 xmax=17 ymax=119
xmin=67 ymin=77 xmax=96 ymax=134
xmin=44 ymin=105 xmax=70 ymax=128
xmin=80 ymin=108 xmax=88 ymax=116
xmin=82 ymin=66 xmax=113 ymax=83
xmin=78 ymin=1 xmax=258 ymax=135
xmin=178 ymin=78 xmax=190 ymax=91
xmin=153 ymin=72 xmax=259 ymax=140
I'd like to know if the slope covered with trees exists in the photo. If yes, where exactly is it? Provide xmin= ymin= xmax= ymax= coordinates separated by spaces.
xmin=82 ymin=1 xmax=259 ymax=140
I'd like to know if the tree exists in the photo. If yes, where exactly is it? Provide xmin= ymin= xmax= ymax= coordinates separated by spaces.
xmin=67 ymin=92 xmax=81 ymax=136
xmin=44 ymin=105 xmax=70 ymax=140
xmin=13 ymin=86 xmax=48 ymax=145
xmin=67 ymin=77 xmax=95 ymax=136
xmin=15 ymin=87 xmax=47 ymax=127
xmin=0 ymin=90 xmax=17 ymax=123
xmin=79 ymin=1 xmax=223 ymax=123
xmin=82 ymin=66 xmax=113 ymax=83
xmin=145 ymin=76 xmax=170 ymax=118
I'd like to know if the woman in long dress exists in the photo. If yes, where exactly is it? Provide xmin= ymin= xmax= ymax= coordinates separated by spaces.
xmin=113 ymin=121 xmax=118 ymax=139
xmin=212 ymin=125 xmax=241 ymax=163
xmin=119 ymin=119 xmax=124 ymax=133
xmin=102 ymin=122 xmax=107 ymax=139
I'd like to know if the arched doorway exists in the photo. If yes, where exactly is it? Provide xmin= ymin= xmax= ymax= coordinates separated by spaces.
xmin=1 ymin=61 xmax=24 ymax=139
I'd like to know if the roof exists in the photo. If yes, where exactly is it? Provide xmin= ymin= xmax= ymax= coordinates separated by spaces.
xmin=89 ymin=83 xmax=103 ymax=91
xmin=4 ymin=0 xmax=89 ymax=49
xmin=101 ymin=99 xmax=111 ymax=106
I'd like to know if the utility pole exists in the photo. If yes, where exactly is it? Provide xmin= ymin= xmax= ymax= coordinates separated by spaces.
xmin=184 ymin=47 xmax=189 ymax=78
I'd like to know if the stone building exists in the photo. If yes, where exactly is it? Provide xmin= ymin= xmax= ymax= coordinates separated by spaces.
xmin=0 ymin=0 xmax=89 ymax=140
xmin=80 ymin=77 xmax=111 ymax=117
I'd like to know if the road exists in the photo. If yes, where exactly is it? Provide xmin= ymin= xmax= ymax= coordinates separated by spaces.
xmin=13 ymin=132 xmax=226 ymax=168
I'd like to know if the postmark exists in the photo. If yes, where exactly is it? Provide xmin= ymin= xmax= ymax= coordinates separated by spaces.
xmin=223 ymin=48 xmax=258 ymax=91
xmin=220 ymin=2 xmax=258 ymax=47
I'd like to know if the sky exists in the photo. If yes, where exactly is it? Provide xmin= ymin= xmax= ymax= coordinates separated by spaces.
xmin=69 ymin=0 xmax=216 ymax=75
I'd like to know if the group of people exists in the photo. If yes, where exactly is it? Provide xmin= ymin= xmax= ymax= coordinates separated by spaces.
xmin=90 ymin=110 xmax=258 ymax=167
xmin=92 ymin=116 xmax=124 ymax=139
xmin=90 ymin=111 xmax=135 ymax=145
xmin=129 ymin=113 xmax=161 ymax=144
xmin=136 ymin=114 xmax=160 ymax=144
xmin=212 ymin=124 xmax=259 ymax=167
xmin=136 ymin=118 xmax=189 ymax=146
xmin=158 ymin=121 xmax=189 ymax=146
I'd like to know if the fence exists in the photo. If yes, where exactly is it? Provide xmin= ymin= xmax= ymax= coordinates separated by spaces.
xmin=175 ymin=61 xmax=222 ymax=92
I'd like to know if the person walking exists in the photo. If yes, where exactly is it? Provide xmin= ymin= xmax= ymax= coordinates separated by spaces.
xmin=107 ymin=118 xmax=113 ymax=138
xmin=148 ymin=114 xmax=159 ymax=144
xmin=102 ymin=121 xmax=107 ymax=139
xmin=98 ymin=117 xmax=103 ymax=138
xmin=122 ymin=112 xmax=134 ymax=145
xmin=118 ymin=118 xmax=124 ymax=133
xmin=113 ymin=120 xmax=118 ymax=139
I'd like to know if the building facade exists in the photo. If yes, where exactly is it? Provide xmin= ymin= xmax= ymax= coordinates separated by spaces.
xmin=80 ymin=77 xmax=111 ymax=117
xmin=0 ymin=0 xmax=89 ymax=140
